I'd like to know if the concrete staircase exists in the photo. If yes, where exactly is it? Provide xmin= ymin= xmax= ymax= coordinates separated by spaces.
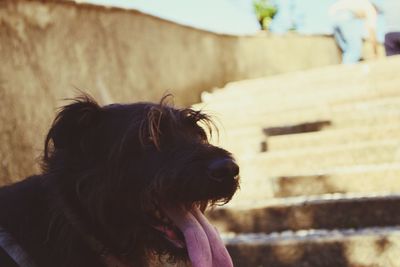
xmin=193 ymin=56 xmax=400 ymax=266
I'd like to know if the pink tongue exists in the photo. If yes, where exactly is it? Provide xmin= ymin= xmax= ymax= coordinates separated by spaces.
xmin=162 ymin=206 xmax=233 ymax=267
xmin=192 ymin=208 xmax=234 ymax=267
xmin=179 ymin=213 xmax=212 ymax=267
xmin=162 ymin=206 xmax=212 ymax=267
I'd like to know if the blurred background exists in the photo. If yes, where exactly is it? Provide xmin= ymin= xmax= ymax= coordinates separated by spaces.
xmin=1 ymin=0 xmax=400 ymax=266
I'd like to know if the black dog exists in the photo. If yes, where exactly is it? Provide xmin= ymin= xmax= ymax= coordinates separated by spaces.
xmin=0 ymin=95 xmax=239 ymax=267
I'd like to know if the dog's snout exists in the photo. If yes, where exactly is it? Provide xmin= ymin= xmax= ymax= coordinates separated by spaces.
xmin=208 ymin=158 xmax=239 ymax=182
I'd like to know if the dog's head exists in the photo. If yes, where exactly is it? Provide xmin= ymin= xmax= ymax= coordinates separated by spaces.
xmin=43 ymin=95 xmax=239 ymax=265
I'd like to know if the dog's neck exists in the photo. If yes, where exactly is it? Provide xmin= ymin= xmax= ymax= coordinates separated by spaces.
xmin=0 ymin=175 xmax=134 ymax=267
xmin=52 ymin=182 xmax=136 ymax=267
xmin=63 ymin=213 xmax=134 ymax=267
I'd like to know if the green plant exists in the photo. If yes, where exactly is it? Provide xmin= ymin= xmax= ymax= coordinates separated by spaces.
xmin=253 ymin=0 xmax=277 ymax=30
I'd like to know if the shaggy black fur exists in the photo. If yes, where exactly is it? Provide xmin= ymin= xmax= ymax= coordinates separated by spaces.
xmin=0 ymin=95 xmax=239 ymax=267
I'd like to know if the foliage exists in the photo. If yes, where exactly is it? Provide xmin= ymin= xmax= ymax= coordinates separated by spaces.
xmin=253 ymin=0 xmax=277 ymax=30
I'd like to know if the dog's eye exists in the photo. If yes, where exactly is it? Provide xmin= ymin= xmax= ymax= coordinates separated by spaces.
xmin=197 ymin=128 xmax=208 ymax=141
xmin=192 ymin=127 xmax=209 ymax=145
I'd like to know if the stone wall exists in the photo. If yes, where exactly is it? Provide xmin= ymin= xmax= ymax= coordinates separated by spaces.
xmin=0 ymin=0 xmax=341 ymax=183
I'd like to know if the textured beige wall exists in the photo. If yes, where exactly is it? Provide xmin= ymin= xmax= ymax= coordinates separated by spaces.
xmin=0 ymin=0 xmax=341 ymax=183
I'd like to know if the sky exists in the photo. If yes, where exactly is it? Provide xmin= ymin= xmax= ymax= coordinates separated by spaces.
xmin=75 ymin=0 xmax=262 ymax=35
xmin=75 ymin=0 xmax=386 ymax=40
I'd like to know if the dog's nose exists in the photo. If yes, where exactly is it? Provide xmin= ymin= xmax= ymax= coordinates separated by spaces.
xmin=208 ymin=159 xmax=239 ymax=182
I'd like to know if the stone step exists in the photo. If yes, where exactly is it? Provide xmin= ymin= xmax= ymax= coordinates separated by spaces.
xmin=207 ymin=194 xmax=400 ymax=234
xmin=199 ymin=82 xmax=400 ymax=120
xmin=197 ymin=71 xmax=400 ymax=117
xmin=214 ymin=95 xmax=400 ymax=129
xmin=198 ymin=57 xmax=400 ymax=108
xmin=205 ymin=57 xmax=400 ymax=99
xmin=206 ymin=62 xmax=400 ymax=103
xmin=266 ymin=124 xmax=400 ymax=151
xmin=223 ymin=227 xmax=400 ymax=267
xmin=210 ymin=96 xmax=400 ymax=155
xmin=263 ymin=121 xmax=331 ymax=137
xmin=215 ymin=127 xmax=266 ymax=156
xmin=234 ymin=163 xmax=400 ymax=201
xmin=215 ymin=115 xmax=400 ymax=156
xmin=239 ymin=140 xmax=400 ymax=177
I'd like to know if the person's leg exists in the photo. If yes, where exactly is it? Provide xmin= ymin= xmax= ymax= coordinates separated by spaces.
xmin=333 ymin=26 xmax=347 ymax=52
xmin=332 ymin=12 xmax=363 ymax=64
xmin=341 ymin=18 xmax=363 ymax=63
xmin=385 ymin=32 xmax=400 ymax=56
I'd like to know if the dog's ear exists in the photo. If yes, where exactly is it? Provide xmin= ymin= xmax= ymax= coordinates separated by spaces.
xmin=45 ymin=95 xmax=101 ymax=156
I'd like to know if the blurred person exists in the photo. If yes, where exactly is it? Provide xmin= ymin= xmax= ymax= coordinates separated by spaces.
xmin=329 ymin=0 xmax=378 ymax=64
xmin=292 ymin=0 xmax=337 ymax=35
xmin=382 ymin=0 xmax=400 ymax=56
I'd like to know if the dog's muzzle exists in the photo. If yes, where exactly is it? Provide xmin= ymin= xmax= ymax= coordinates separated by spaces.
xmin=208 ymin=158 xmax=239 ymax=182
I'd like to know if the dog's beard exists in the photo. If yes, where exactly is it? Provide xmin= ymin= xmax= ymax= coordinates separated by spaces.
xmin=153 ymin=205 xmax=233 ymax=267
xmin=143 ymin=157 xmax=238 ymax=265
